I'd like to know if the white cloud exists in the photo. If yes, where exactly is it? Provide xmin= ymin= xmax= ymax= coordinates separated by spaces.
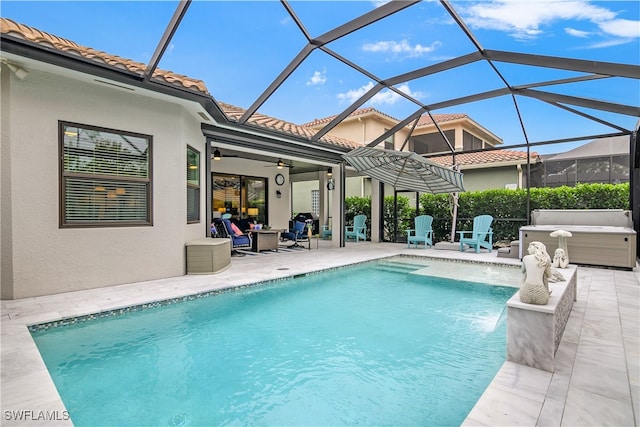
xmin=564 ymin=27 xmax=590 ymax=38
xmin=588 ymin=38 xmax=634 ymax=49
xmin=598 ymin=19 xmax=640 ymax=39
xmin=337 ymin=82 xmax=375 ymax=104
xmin=337 ymin=82 xmax=425 ymax=105
xmin=306 ymin=69 xmax=327 ymax=86
xmin=362 ymin=39 xmax=442 ymax=58
xmin=461 ymin=0 xmax=638 ymax=41
xmin=371 ymin=83 xmax=425 ymax=105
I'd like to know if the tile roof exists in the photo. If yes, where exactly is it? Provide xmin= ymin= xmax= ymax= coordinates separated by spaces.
xmin=416 ymin=113 xmax=469 ymax=127
xmin=217 ymin=103 xmax=361 ymax=150
xmin=429 ymin=149 xmax=539 ymax=167
xmin=302 ymin=107 xmax=469 ymax=129
xmin=303 ymin=107 xmax=400 ymax=127
xmin=0 ymin=18 xmax=210 ymax=95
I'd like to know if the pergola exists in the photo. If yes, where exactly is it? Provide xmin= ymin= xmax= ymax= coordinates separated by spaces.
xmin=2 ymin=0 xmax=638 ymax=252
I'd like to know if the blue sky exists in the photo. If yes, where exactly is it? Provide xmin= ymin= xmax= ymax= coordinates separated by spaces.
xmin=3 ymin=0 xmax=639 ymax=154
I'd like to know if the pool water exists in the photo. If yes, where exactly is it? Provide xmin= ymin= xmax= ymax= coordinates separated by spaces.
xmin=31 ymin=258 xmax=517 ymax=426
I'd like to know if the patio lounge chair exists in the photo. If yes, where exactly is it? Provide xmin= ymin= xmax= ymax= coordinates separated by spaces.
xmin=281 ymin=220 xmax=310 ymax=248
xmin=213 ymin=218 xmax=252 ymax=254
xmin=458 ymin=215 xmax=494 ymax=253
xmin=345 ymin=214 xmax=367 ymax=242
xmin=406 ymin=215 xmax=433 ymax=249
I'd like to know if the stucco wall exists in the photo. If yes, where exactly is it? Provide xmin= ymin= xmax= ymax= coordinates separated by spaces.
xmin=2 ymin=68 xmax=207 ymax=298
xmin=462 ymin=167 xmax=519 ymax=191
xmin=291 ymin=180 xmax=317 ymax=216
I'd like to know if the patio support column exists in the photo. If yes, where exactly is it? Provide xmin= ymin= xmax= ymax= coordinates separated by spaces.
xmin=205 ymin=141 xmax=212 ymax=237
xmin=370 ymin=178 xmax=382 ymax=242
xmin=631 ymin=131 xmax=639 ymax=259
xmin=332 ymin=162 xmax=345 ymax=247
xmin=319 ymin=171 xmax=329 ymax=234
xmin=1 ymin=65 xmax=14 ymax=299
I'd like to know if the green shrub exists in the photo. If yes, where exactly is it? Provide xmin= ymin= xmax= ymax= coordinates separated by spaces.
xmin=344 ymin=183 xmax=630 ymax=244
xmin=382 ymin=195 xmax=413 ymax=241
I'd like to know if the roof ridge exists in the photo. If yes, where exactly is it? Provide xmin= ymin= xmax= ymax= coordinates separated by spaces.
xmin=218 ymin=102 xmax=361 ymax=149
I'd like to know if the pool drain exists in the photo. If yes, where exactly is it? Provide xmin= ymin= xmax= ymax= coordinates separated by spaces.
xmin=168 ymin=412 xmax=191 ymax=426
xmin=277 ymin=267 xmax=290 ymax=270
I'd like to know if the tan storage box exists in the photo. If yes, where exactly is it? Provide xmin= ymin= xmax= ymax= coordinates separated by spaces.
xmin=186 ymin=238 xmax=231 ymax=274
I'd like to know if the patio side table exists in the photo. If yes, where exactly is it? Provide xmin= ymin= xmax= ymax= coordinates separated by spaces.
xmin=247 ymin=230 xmax=281 ymax=253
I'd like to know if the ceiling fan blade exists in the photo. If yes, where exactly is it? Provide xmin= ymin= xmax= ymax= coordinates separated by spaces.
xmin=263 ymin=164 xmax=294 ymax=168
xmin=264 ymin=158 xmax=293 ymax=168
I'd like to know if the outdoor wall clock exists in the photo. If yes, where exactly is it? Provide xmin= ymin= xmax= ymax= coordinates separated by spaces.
xmin=327 ymin=179 xmax=335 ymax=190
xmin=275 ymin=173 xmax=285 ymax=186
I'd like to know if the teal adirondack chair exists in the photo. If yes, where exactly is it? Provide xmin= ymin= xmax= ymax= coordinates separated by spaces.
xmin=406 ymin=215 xmax=434 ymax=249
xmin=345 ymin=215 xmax=367 ymax=242
xmin=458 ymin=215 xmax=494 ymax=253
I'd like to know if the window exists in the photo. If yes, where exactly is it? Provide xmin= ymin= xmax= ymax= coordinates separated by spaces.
xmin=187 ymin=145 xmax=200 ymax=223
xmin=311 ymin=189 xmax=319 ymax=216
xmin=384 ymin=128 xmax=394 ymax=150
xmin=410 ymin=130 xmax=455 ymax=154
xmin=60 ymin=122 xmax=152 ymax=227
xmin=462 ymin=131 xmax=483 ymax=151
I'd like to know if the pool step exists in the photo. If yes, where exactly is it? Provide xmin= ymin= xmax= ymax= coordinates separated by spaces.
xmin=373 ymin=261 xmax=425 ymax=274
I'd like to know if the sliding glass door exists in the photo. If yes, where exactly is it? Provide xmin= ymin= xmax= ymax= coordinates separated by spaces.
xmin=212 ymin=174 xmax=267 ymax=224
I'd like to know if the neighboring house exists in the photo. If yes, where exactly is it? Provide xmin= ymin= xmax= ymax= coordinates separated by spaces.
xmin=304 ymin=108 xmax=503 ymax=154
xmin=429 ymin=150 xmax=541 ymax=192
xmin=531 ymin=136 xmax=630 ymax=187
xmin=292 ymin=108 xmax=539 ymax=213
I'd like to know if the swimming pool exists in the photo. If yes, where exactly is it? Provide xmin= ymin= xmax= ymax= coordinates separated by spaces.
xmin=31 ymin=257 xmax=518 ymax=426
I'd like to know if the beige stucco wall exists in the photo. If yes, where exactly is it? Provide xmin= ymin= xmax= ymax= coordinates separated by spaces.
xmin=461 ymin=166 xmax=520 ymax=191
xmin=291 ymin=180 xmax=317 ymax=216
xmin=322 ymin=115 xmax=406 ymax=149
xmin=1 ymin=66 xmax=209 ymax=298
xmin=292 ymin=175 xmax=370 ymax=214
